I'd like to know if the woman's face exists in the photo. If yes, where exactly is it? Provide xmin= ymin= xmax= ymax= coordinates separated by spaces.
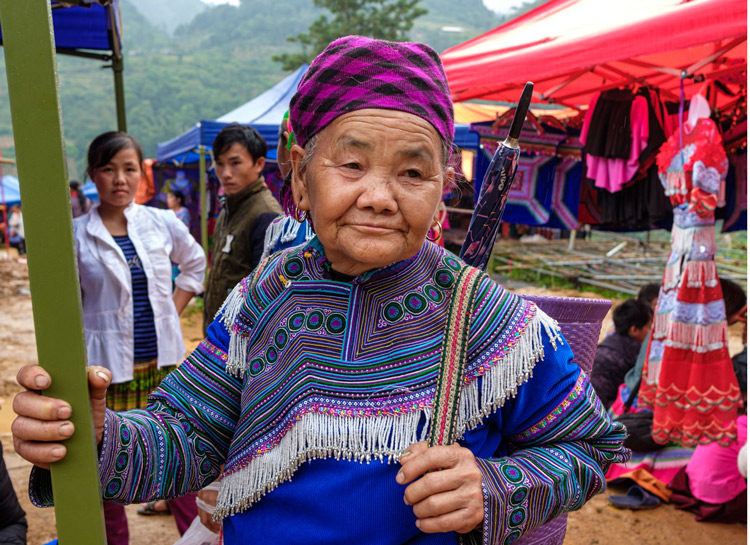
xmin=166 ymin=192 xmax=178 ymax=210
xmin=90 ymin=147 xmax=141 ymax=210
xmin=291 ymin=109 xmax=451 ymax=276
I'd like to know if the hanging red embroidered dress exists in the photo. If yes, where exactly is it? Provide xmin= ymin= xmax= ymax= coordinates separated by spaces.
xmin=640 ymin=117 xmax=740 ymax=447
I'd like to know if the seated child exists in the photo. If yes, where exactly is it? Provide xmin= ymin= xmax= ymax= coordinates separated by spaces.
xmin=591 ymin=299 xmax=652 ymax=410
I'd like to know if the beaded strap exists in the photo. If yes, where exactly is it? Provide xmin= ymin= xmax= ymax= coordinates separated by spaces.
xmin=429 ymin=266 xmax=484 ymax=447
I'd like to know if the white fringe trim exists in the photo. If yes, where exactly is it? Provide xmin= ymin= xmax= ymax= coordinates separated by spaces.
xmin=217 ymin=282 xmax=251 ymax=377
xmin=214 ymin=308 xmax=560 ymax=519
xmin=260 ymin=216 xmax=315 ymax=261
xmin=667 ymin=320 xmax=727 ymax=347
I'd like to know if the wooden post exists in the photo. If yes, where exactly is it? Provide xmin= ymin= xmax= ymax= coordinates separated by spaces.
xmin=0 ymin=1 xmax=106 ymax=543
xmin=199 ymin=146 xmax=209 ymax=258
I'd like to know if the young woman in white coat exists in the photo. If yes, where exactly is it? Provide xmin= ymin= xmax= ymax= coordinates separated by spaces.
xmin=75 ymin=131 xmax=206 ymax=544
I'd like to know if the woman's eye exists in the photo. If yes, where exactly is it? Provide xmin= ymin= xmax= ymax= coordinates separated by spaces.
xmin=344 ymin=162 xmax=361 ymax=170
xmin=406 ymin=169 xmax=422 ymax=178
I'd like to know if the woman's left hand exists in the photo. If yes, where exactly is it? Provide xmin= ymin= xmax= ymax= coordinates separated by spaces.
xmin=397 ymin=441 xmax=484 ymax=534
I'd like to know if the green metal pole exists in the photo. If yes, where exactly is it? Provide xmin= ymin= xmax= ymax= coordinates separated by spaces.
xmin=199 ymin=146 xmax=209 ymax=257
xmin=112 ymin=55 xmax=127 ymax=133
xmin=0 ymin=2 xmax=106 ymax=544
xmin=108 ymin=3 xmax=127 ymax=133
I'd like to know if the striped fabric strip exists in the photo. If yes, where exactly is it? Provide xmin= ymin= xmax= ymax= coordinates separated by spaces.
xmin=476 ymin=373 xmax=628 ymax=545
xmin=113 ymin=235 xmax=158 ymax=361
xmin=430 ymin=266 xmax=483 ymax=447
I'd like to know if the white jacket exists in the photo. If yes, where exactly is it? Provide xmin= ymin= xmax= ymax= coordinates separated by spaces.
xmin=74 ymin=203 xmax=206 ymax=383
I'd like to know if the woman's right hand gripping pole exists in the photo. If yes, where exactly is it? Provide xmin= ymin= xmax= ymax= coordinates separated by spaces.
xmin=12 ymin=364 xmax=111 ymax=469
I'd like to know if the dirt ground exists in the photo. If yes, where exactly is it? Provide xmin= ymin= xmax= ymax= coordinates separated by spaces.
xmin=0 ymin=258 xmax=745 ymax=545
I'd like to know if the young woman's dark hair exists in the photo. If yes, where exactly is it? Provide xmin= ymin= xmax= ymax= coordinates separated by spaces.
xmin=69 ymin=179 xmax=87 ymax=212
xmin=613 ymin=299 xmax=653 ymax=336
xmin=212 ymin=123 xmax=267 ymax=162
xmin=87 ymin=131 xmax=144 ymax=176
xmin=169 ymin=189 xmax=186 ymax=207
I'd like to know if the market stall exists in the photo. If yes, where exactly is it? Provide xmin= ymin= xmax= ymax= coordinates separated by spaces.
xmin=442 ymin=0 xmax=746 ymax=234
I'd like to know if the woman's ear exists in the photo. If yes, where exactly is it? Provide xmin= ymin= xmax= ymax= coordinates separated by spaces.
xmin=289 ymin=144 xmax=310 ymax=211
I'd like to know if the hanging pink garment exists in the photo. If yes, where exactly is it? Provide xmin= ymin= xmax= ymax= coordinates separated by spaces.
xmin=584 ymin=95 xmax=649 ymax=192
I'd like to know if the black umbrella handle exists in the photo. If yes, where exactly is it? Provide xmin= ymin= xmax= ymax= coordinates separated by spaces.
xmin=504 ymin=81 xmax=534 ymax=148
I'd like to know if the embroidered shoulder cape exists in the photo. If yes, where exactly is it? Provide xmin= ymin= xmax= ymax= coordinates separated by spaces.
xmin=214 ymin=238 xmax=559 ymax=515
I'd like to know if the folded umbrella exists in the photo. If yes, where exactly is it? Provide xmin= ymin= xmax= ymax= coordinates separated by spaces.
xmin=459 ymin=82 xmax=534 ymax=271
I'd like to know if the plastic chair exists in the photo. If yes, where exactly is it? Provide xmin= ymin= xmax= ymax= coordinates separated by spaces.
xmin=515 ymin=294 xmax=612 ymax=545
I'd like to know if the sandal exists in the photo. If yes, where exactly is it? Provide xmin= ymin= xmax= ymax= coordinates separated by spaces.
xmin=608 ymin=485 xmax=661 ymax=510
xmin=137 ymin=500 xmax=171 ymax=516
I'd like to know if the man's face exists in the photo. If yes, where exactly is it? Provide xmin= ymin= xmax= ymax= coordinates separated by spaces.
xmin=214 ymin=142 xmax=265 ymax=195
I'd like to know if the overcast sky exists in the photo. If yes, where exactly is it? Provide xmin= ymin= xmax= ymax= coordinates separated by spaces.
xmin=201 ymin=0 xmax=529 ymax=14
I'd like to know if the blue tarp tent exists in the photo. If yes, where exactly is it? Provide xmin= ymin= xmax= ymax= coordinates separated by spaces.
xmin=0 ymin=176 xmax=21 ymax=206
xmin=157 ymin=65 xmax=309 ymax=165
xmin=0 ymin=176 xmax=98 ymax=207
xmin=0 ymin=1 xmax=127 ymax=130
xmin=0 ymin=1 xmax=121 ymax=51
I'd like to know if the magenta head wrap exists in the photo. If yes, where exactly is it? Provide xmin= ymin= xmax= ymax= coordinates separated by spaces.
xmin=289 ymin=35 xmax=454 ymax=149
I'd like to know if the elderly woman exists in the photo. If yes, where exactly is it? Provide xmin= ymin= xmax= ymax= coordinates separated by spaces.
xmin=13 ymin=36 xmax=627 ymax=545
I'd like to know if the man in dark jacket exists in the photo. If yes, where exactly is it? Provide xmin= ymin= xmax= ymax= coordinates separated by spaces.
xmin=0 ymin=442 xmax=27 ymax=544
xmin=591 ymin=299 xmax=652 ymax=409
xmin=203 ymin=124 xmax=282 ymax=332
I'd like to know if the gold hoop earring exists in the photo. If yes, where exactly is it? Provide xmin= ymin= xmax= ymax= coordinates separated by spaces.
xmin=426 ymin=220 xmax=443 ymax=242
xmin=294 ymin=207 xmax=307 ymax=223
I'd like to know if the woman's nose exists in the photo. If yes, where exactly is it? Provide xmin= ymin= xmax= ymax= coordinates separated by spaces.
xmin=357 ymin=175 xmax=397 ymax=213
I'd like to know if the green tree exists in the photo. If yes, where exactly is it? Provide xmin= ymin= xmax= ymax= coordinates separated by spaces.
xmin=274 ymin=0 xmax=428 ymax=70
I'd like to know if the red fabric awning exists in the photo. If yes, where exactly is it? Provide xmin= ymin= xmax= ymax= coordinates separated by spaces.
xmin=442 ymin=0 xmax=747 ymax=108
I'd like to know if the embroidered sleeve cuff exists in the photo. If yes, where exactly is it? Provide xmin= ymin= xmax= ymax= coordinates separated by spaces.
xmin=28 ymin=466 xmax=53 ymax=508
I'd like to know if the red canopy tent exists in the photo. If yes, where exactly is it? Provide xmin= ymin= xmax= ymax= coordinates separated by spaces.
xmin=442 ymin=0 xmax=746 ymax=110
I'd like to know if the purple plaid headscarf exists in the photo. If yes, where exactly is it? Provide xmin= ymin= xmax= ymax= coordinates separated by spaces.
xmin=289 ymin=35 xmax=454 ymax=149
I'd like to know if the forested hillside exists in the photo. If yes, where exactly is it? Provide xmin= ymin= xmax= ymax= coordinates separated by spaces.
xmin=0 ymin=0 xmax=523 ymax=177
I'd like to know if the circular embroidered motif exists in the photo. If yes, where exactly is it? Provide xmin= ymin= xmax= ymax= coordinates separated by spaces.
xmin=249 ymin=358 xmax=265 ymax=376
xmin=106 ymin=479 xmax=122 ymax=497
xmin=382 ymin=301 xmax=405 ymax=323
xmin=510 ymin=486 xmax=528 ymax=505
xmin=501 ymin=463 xmax=523 ymax=483
xmin=508 ymin=507 xmax=526 ymax=527
xmin=423 ymin=284 xmax=443 ymax=304
xmin=115 ymin=453 xmax=128 ymax=472
xmin=274 ymin=328 xmax=289 ymax=349
xmin=288 ymin=312 xmax=306 ymax=331
xmin=266 ymin=346 xmax=279 ymax=364
xmin=283 ymin=257 xmax=304 ymax=278
xmin=120 ymin=427 xmax=131 ymax=445
xmin=200 ymin=459 xmax=213 ymax=474
xmin=306 ymin=310 xmax=324 ymax=330
xmin=326 ymin=312 xmax=346 ymax=334
xmin=404 ymin=292 xmax=428 ymax=315
xmin=434 ymin=269 xmax=455 ymax=289
xmin=443 ymin=256 xmax=462 ymax=271
xmin=504 ymin=530 xmax=522 ymax=544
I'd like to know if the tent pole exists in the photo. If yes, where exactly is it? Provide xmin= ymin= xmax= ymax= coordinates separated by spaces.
xmin=199 ymin=146 xmax=209 ymax=258
xmin=112 ymin=54 xmax=127 ymax=132
xmin=0 ymin=1 xmax=106 ymax=543
xmin=108 ymin=3 xmax=127 ymax=132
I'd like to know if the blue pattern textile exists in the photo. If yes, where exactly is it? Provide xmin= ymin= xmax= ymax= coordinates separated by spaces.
xmin=113 ymin=235 xmax=157 ymax=361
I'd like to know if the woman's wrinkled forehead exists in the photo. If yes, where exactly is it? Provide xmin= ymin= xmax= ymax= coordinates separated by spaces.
xmin=324 ymin=109 xmax=443 ymax=165
xmin=289 ymin=35 xmax=454 ymax=149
